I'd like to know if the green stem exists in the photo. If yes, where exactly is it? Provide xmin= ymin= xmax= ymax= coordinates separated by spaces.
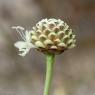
xmin=43 ymin=54 xmax=55 ymax=95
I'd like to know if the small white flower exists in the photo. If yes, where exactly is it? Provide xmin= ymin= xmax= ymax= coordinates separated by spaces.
xmin=12 ymin=26 xmax=35 ymax=56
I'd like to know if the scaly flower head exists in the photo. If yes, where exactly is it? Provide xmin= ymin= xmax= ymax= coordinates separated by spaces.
xmin=30 ymin=18 xmax=76 ymax=54
xmin=13 ymin=18 xmax=76 ymax=56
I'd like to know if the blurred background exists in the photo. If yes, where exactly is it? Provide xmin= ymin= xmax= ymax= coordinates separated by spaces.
xmin=0 ymin=0 xmax=95 ymax=95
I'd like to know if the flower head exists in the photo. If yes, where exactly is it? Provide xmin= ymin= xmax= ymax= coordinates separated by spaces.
xmin=31 ymin=18 xmax=76 ymax=54
xmin=13 ymin=18 xmax=76 ymax=56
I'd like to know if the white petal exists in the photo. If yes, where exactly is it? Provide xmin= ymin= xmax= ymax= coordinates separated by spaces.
xmin=14 ymin=41 xmax=36 ymax=56
xmin=14 ymin=41 xmax=27 ymax=49
xmin=19 ymin=48 xmax=30 ymax=56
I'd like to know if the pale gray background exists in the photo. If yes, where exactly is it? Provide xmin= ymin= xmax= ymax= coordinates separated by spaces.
xmin=0 ymin=0 xmax=95 ymax=95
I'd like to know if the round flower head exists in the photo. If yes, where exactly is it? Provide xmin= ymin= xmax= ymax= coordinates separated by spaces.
xmin=13 ymin=18 xmax=76 ymax=56
xmin=30 ymin=18 xmax=76 ymax=54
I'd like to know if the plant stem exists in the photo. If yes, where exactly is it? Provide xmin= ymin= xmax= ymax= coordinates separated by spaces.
xmin=43 ymin=53 xmax=55 ymax=95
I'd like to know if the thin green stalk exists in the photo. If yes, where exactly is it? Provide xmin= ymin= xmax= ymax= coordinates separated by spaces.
xmin=43 ymin=54 xmax=55 ymax=95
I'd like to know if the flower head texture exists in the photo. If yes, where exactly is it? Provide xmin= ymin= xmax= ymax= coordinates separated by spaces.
xmin=31 ymin=18 xmax=76 ymax=54
xmin=13 ymin=18 xmax=76 ymax=56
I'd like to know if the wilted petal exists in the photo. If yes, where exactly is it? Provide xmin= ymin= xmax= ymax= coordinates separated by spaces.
xmin=14 ymin=41 xmax=35 ymax=56
xmin=14 ymin=41 xmax=27 ymax=49
xmin=19 ymin=48 xmax=30 ymax=56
